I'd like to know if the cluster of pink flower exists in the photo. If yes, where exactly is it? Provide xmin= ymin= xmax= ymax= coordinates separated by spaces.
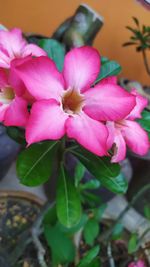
xmin=128 ymin=259 xmax=147 ymax=267
xmin=0 ymin=28 xmax=149 ymax=162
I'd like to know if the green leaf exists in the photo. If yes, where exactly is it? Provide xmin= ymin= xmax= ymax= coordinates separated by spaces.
xmin=132 ymin=17 xmax=139 ymax=27
xmin=58 ymin=213 xmax=88 ymax=234
xmin=77 ymin=245 xmax=100 ymax=267
xmin=74 ymin=162 xmax=85 ymax=187
xmin=17 ymin=141 xmax=58 ymax=186
xmin=95 ymin=60 xmax=122 ymax=84
xmin=56 ymin=164 xmax=82 ymax=227
xmin=144 ymin=204 xmax=150 ymax=220
xmin=7 ymin=126 xmax=26 ymax=145
xmin=80 ymin=179 xmax=100 ymax=190
xmin=38 ymin=38 xmax=65 ymax=71
xmin=71 ymin=146 xmax=127 ymax=194
xmin=82 ymin=191 xmax=102 ymax=207
xmin=112 ymin=223 xmax=124 ymax=240
xmin=123 ymin=42 xmax=137 ymax=47
xmin=87 ymin=259 xmax=101 ymax=267
xmin=44 ymin=224 xmax=75 ymax=265
xmin=138 ymin=110 xmax=150 ymax=133
xmin=101 ymin=56 xmax=109 ymax=64
xmin=94 ymin=203 xmax=107 ymax=221
xmin=83 ymin=218 xmax=99 ymax=246
xmin=43 ymin=204 xmax=57 ymax=225
xmin=128 ymin=233 xmax=138 ymax=254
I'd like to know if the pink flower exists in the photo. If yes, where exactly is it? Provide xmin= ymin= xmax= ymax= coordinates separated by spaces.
xmin=0 ymin=68 xmax=29 ymax=126
xmin=14 ymin=46 xmax=136 ymax=156
xmin=107 ymin=89 xmax=149 ymax=162
xmin=0 ymin=28 xmax=46 ymax=69
xmin=128 ymin=259 xmax=147 ymax=267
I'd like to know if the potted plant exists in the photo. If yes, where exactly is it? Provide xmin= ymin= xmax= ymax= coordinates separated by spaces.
xmin=0 ymin=4 xmax=150 ymax=267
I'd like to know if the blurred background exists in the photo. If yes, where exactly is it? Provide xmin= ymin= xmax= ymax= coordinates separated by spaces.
xmin=0 ymin=0 xmax=150 ymax=84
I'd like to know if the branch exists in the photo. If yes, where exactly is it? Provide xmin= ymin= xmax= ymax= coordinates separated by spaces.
xmin=142 ymin=49 xmax=150 ymax=76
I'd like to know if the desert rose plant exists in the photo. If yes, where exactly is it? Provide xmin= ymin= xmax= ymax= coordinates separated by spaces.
xmin=0 ymin=26 xmax=149 ymax=266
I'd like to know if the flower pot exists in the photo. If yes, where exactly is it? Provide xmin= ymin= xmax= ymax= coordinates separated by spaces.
xmin=0 ymin=190 xmax=44 ymax=267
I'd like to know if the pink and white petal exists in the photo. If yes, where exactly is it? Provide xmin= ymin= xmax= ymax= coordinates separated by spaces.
xmin=0 ymin=49 xmax=10 ymax=68
xmin=63 ymin=46 xmax=100 ymax=91
xmin=0 ymin=68 xmax=8 ymax=88
xmin=106 ymin=121 xmax=116 ymax=149
xmin=22 ymin=44 xmax=47 ymax=57
xmin=66 ymin=112 xmax=108 ymax=156
xmin=121 ymin=120 xmax=149 ymax=156
xmin=26 ymin=99 xmax=68 ymax=145
xmin=100 ymin=76 xmax=117 ymax=85
xmin=4 ymin=96 xmax=29 ymax=127
xmin=0 ymin=103 xmax=9 ymax=121
xmin=111 ymin=129 xmax=126 ymax=163
xmin=10 ymin=57 xmax=32 ymax=96
xmin=14 ymin=56 xmax=65 ymax=100
xmin=127 ymin=89 xmax=148 ymax=120
xmin=84 ymin=83 xmax=136 ymax=121
xmin=0 ymin=28 xmax=26 ymax=59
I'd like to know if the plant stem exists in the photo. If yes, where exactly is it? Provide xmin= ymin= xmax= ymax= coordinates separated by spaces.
xmin=31 ymin=201 xmax=55 ymax=267
xmin=107 ymin=242 xmax=116 ymax=267
xmin=142 ymin=49 xmax=150 ymax=75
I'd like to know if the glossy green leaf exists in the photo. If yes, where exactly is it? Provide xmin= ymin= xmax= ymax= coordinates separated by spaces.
xmin=44 ymin=224 xmax=75 ymax=265
xmin=17 ymin=141 xmax=58 ymax=186
xmin=38 ymin=38 xmax=65 ymax=71
xmin=112 ymin=223 xmax=124 ymax=240
xmin=95 ymin=60 xmax=122 ymax=84
xmin=80 ymin=179 xmax=100 ymax=190
xmin=71 ymin=147 xmax=127 ymax=194
xmin=101 ymin=56 xmax=109 ymax=64
xmin=58 ymin=213 xmax=88 ymax=234
xmin=83 ymin=218 xmax=99 ymax=246
xmin=94 ymin=203 xmax=107 ymax=221
xmin=74 ymin=162 xmax=85 ymax=187
xmin=56 ymin=164 xmax=82 ymax=227
xmin=144 ymin=204 xmax=150 ymax=220
xmin=77 ymin=245 xmax=100 ymax=267
xmin=138 ymin=110 xmax=150 ymax=133
xmin=87 ymin=259 xmax=101 ymax=267
xmin=128 ymin=233 xmax=138 ymax=254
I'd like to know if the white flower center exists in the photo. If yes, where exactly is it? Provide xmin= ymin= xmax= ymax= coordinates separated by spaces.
xmin=0 ymin=87 xmax=15 ymax=104
xmin=62 ymin=89 xmax=84 ymax=114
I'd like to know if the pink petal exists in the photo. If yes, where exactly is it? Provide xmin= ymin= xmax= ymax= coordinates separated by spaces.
xmin=84 ymin=83 xmax=136 ymax=121
xmin=0 ymin=103 xmax=9 ymax=121
xmin=14 ymin=56 xmax=65 ymax=100
xmin=100 ymin=76 xmax=117 ymax=85
xmin=66 ymin=112 xmax=108 ymax=156
xmin=4 ymin=96 xmax=29 ymax=127
xmin=10 ymin=57 xmax=32 ymax=96
xmin=63 ymin=46 xmax=100 ymax=91
xmin=106 ymin=121 xmax=116 ymax=149
xmin=0 ymin=28 xmax=26 ymax=61
xmin=26 ymin=99 xmax=68 ymax=145
xmin=22 ymin=44 xmax=47 ymax=57
xmin=111 ymin=128 xmax=126 ymax=163
xmin=0 ymin=68 xmax=8 ymax=87
xmin=127 ymin=89 xmax=148 ymax=120
xmin=0 ymin=49 xmax=10 ymax=68
xmin=121 ymin=120 xmax=149 ymax=156
xmin=128 ymin=259 xmax=146 ymax=267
